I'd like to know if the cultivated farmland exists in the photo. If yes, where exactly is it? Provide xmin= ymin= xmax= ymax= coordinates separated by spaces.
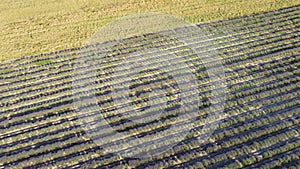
xmin=1 ymin=0 xmax=300 ymax=61
xmin=0 ymin=5 xmax=300 ymax=169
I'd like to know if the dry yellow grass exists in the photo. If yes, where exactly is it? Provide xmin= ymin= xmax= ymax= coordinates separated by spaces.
xmin=0 ymin=0 xmax=299 ymax=61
